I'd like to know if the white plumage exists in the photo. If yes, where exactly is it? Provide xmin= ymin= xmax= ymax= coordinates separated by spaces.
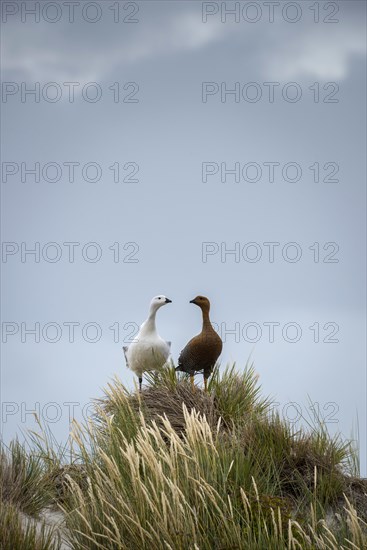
xmin=123 ymin=295 xmax=172 ymax=390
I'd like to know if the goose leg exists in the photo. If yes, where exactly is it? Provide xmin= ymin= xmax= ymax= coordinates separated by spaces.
xmin=139 ymin=377 xmax=142 ymax=392
xmin=190 ymin=375 xmax=195 ymax=391
xmin=204 ymin=376 xmax=208 ymax=393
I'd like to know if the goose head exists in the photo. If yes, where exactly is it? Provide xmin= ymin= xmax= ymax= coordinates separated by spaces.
xmin=189 ymin=295 xmax=210 ymax=312
xmin=150 ymin=295 xmax=172 ymax=312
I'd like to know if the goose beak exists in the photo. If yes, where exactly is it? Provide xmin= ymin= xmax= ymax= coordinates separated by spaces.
xmin=165 ymin=298 xmax=172 ymax=303
xmin=189 ymin=299 xmax=196 ymax=304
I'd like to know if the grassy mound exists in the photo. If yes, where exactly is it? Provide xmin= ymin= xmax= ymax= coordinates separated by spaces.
xmin=1 ymin=365 xmax=366 ymax=549
xmin=0 ymin=442 xmax=62 ymax=549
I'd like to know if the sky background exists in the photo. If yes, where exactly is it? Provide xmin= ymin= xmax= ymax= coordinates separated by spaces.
xmin=1 ymin=1 xmax=366 ymax=475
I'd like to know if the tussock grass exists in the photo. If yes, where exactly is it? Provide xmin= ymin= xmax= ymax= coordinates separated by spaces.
xmin=0 ymin=430 xmax=66 ymax=548
xmin=62 ymin=406 xmax=366 ymax=549
xmin=0 ymin=440 xmax=55 ymax=516
xmin=61 ymin=365 xmax=367 ymax=549
xmin=0 ymin=501 xmax=61 ymax=550
xmin=100 ymin=364 xmax=268 ymax=435
xmin=2 ymin=364 xmax=366 ymax=549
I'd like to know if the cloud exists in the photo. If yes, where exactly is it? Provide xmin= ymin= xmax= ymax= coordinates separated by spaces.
xmin=1 ymin=11 xmax=225 ymax=84
xmin=1 ymin=3 xmax=365 ymax=85
xmin=263 ymin=24 xmax=366 ymax=81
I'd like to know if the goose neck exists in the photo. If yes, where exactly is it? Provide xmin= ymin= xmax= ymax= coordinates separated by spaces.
xmin=201 ymin=309 xmax=212 ymax=330
xmin=144 ymin=307 xmax=158 ymax=332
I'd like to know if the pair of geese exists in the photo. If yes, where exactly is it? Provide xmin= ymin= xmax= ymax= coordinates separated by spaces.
xmin=123 ymin=295 xmax=222 ymax=391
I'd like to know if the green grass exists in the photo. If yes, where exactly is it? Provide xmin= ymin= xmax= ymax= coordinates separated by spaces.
xmin=1 ymin=364 xmax=366 ymax=549
xmin=0 ymin=439 xmax=56 ymax=516
xmin=0 ymin=502 xmax=61 ymax=550
xmin=0 ymin=441 xmax=62 ymax=550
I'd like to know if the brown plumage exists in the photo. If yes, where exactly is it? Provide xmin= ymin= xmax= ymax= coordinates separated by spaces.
xmin=176 ymin=296 xmax=222 ymax=391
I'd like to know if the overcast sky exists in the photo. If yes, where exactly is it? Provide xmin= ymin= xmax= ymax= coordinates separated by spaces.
xmin=1 ymin=1 xmax=366 ymax=474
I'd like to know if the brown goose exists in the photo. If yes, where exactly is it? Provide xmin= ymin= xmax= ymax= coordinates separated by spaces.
xmin=176 ymin=296 xmax=222 ymax=391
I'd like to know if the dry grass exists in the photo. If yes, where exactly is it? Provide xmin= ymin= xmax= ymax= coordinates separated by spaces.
xmin=56 ymin=365 xmax=366 ymax=549
xmin=2 ymin=364 xmax=366 ymax=549
xmin=61 ymin=404 xmax=366 ymax=549
xmin=120 ymin=378 xmax=218 ymax=434
xmin=0 ymin=434 xmax=65 ymax=548
xmin=0 ymin=440 xmax=55 ymax=516
xmin=0 ymin=501 xmax=61 ymax=550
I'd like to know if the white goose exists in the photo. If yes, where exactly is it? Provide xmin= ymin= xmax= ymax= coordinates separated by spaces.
xmin=123 ymin=295 xmax=172 ymax=391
